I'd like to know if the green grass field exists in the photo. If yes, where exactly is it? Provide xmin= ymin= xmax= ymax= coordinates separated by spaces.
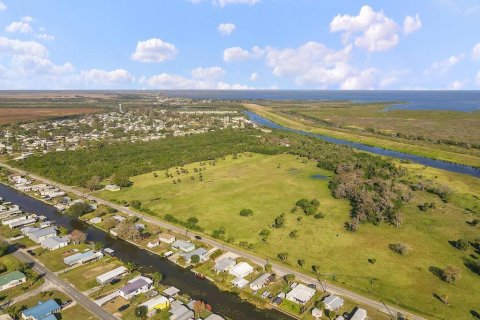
xmin=95 ymin=153 xmax=480 ymax=319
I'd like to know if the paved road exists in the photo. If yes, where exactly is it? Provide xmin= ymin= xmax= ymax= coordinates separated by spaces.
xmin=1 ymin=162 xmax=426 ymax=320
xmin=11 ymin=249 xmax=117 ymax=320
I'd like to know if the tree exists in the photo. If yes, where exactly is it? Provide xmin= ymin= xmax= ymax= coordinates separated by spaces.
xmin=193 ymin=300 xmax=206 ymax=318
xmin=453 ymin=239 xmax=469 ymax=251
xmin=312 ymin=264 xmax=320 ymax=274
xmin=325 ymin=309 xmax=337 ymax=320
xmin=93 ymin=242 xmax=104 ymax=251
xmin=0 ymin=262 xmax=7 ymax=273
xmin=389 ymin=243 xmax=410 ymax=256
xmin=298 ymin=259 xmax=305 ymax=268
xmin=441 ymin=265 xmax=461 ymax=283
xmin=112 ymin=174 xmax=132 ymax=188
xmin=126 ymin=261 xmax=138 ymax=273
xmin=57 ymin=226 xmax=69 ymax=236
xmin=191 ymin=255 xmax=200 ymax=264
xmin=265 ymin=263 xmax=272 ymax=273
xmin=130 ymin=200 xmax=142 ymax=210
xmin=239 ymin=209 xmax=253 ymax=217
xmin=0 ymin=241 xmax=9 ymax=257
xmin=278 ymin=252 xmax=288 ymax=261
xmin=84 ymin=175 xmax=102 ymax=191
xmin=259 ymin=229 xmax=271 ymax=242
xmin=103 ymin=217 xmax=117 ymax=230
xmin=116 ymin=221 xmax=141 ymax=240
xmin=66 ymin=202 xmax=92 ymax=218
xmin=284 ymin=274 xmax=295 ymax=284
xmin=135 ymin=305 xmax=147 ymax=319
xmin=70 ymin=230 xmax=87 ymax=244
xmin=152 ymin=272 xmax=163 ymax=286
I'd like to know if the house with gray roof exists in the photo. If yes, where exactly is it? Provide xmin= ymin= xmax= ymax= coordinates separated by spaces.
xmin=40 ymin=236 xmax=69 ymax=251
xmin=171 ymin=240 xmax=195 ymax=253
xmin=213 ymin=258 xmax=236 ymax=274
xmin=27 ymin=227 xmax=57 ymax=243
xmin=182 ymin=248 xmax=208 ymax=264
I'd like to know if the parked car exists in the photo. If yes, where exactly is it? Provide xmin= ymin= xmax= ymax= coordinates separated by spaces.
xmin=61 ymin=300 xmax=73 ymax=308
xmin=118 ymin=304 xmax=130 ymax=312
xmin=194 ymin=235 xmax=202 ymax=240
xmin=307 ymin=283 xmax=317 ymax=289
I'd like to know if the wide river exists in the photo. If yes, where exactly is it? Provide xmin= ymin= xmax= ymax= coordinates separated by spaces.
xmin=245 ymin=111 xmax=480 ymax=178
xmin=0 ymin=183 xmax=293 ymax=320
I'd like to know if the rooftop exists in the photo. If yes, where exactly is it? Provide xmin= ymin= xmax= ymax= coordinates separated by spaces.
xmin=0 ymin=271 xmax=26 ymax=287
xmin=22 ymin=299 xmax=60 ymax=319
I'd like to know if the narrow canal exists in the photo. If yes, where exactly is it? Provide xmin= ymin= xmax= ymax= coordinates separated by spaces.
xmin=246 ymin=111 xmax=480 ymax=178
xmin=0 ymin=183 xmax=293 ymax=320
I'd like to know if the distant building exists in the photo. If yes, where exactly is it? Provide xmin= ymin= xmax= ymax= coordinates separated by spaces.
xmin=182 ymin=248 xmax=208 ymax=263
xmin=286 ymin=284 xmax=316 ymax=305
xmin=171 ymin=240 xmax=195 ymax=252
xmin=158 ymin=233 xmax=176 ymax=244
xmin=118 ymin=276 xmax=153 ymax=300
xmin=347 ymin=307 xmax=367 ymax=320
xmin=228 ymin=262 xmax=253 ymax=279
xmin=89 ymin=217 xmax=102 ymax=224
xmin=169 ymin=300 xmax=194 ymax=320
xmin=214 ymin=257 xmax=236 ymax=274
xmin=40 ymin=236 xmax=69 ymax=251
xmin=163 ymin=286 xmax=180 ymax=298
xmin=0 ymin=271 xmax=26 ymax=291
xmin=96 ymin=266 xmax=128 ymax=285
xmin=27 ymin=227 xmax=57 ymax=243
xmin=231 ymin=277 xmax=249 ymax=288
xmin=323 ymin=295 xmax=345 ymax=311
xmin=21 ymin=299 xmax=60 ymax=320
xmin=139 ymin=295 xmax=170 ymax=316
xmin=249 ymin=273 xmax=271 ymax=291
xmin=63 ymin=250 xmax=103 ymax=266
xmin=104 ymin=184 xmax=120 ymax=192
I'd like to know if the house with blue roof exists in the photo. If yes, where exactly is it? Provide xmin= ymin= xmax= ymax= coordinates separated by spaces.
xmin=21 ymin=299 xmax=60 ymax=320
xmin=63 ymin=250 xmax=103 ymax=266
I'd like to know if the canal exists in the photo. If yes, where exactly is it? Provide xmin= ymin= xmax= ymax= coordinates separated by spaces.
xmin=246 ymin=111 xmax=480 ymax=178
xmin=0 ymin=183 xmax=293 ymax=320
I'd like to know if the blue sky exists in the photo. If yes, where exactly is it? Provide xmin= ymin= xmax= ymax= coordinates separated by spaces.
xmin=0 ymin=0 xmax=479 ymax=89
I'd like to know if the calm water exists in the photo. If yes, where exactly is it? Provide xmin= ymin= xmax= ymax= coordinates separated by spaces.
xmin=161 ymin=90 xmax=480 ymax=112
xmin=246 ymin=112 xmax=480 ymax=178
xmin=0 ymin=184 xmax=292 ymax=320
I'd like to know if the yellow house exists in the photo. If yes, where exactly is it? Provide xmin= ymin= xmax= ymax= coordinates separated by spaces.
xmin=140 ymin=295 xmax=170 ymax=313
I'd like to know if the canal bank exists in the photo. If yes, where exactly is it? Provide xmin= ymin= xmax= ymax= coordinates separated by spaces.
xmin=245 ymin=111 xmax=480 ymax=178
xmin=0 ymin=182 xmax=294 ymax=320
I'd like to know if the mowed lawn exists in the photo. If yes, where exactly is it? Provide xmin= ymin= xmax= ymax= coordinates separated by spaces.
xmin=96 ymin=153 xmax=480 ymax=319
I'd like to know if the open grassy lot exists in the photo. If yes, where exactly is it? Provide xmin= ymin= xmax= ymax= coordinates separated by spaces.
xmin=0 ymin=107 xmax=101 ymax=124
xmin=96 ymin=152 xmax=480 ymax=319
xmin=33 ymin=243 xmax=91 ymax=272
xmin=60 ymin=256 xmax=124 ymax=292
xmin=244 ymin=103 xmax=480 ymax=167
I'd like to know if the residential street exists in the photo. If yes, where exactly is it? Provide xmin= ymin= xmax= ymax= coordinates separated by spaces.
xmin=1 ymin=162 xmax=425 ymax=320
xmin=11 ymin=249 xmax=117 ymax=320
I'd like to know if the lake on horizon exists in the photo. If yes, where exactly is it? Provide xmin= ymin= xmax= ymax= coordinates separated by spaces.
xmin=160 ymin=90 xmax=480 ymax=112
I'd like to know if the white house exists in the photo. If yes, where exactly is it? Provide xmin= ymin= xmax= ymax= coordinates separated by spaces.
xmin=286 ymin=284 xmax=316 ymax=305
xmin=118 ymin=276 xmax=153 ymax=300
xmin=214 ymin=258 xmax=236 ymax=274
xmin=171 ymin=240 xmax=195 ymax=253
xmin=323 ymin=295 xmax=344 ymax=311
xmin=229 ymin=262 xmax=253 ymax=279
xmin=40 ymin=236 xmax=69 ymax=251
xmin=231 ymin=277 xmax=249 ymax=288
xmin=27 ymin=227 xmax=57 ymax=243
xmin=249 ymin=273 xmax=271 ymax=291
xmin=96 ymin=266 xmax=128 ymax=285
xmin=0 ymin=271 xmax=26 ymax=291
xmin=158 ymin=233 xmax=176 ymax=244
xmin=348 ymin=307 xmax=367 ymax=320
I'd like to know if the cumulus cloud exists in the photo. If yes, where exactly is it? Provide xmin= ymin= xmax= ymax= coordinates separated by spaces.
xmin=0 ymin=37 xmax=48 ymax=57
xmin=403 ymin=14 xmax=422 ymax=35
xmin=218 ymin=23 xmax=236 ymax=35
xmin=427 ymin=54 xmax=464 ymax=74
xmin=80 ymin=69 xmax=134 ymax=85
xmin=0 ymin=2 xmax=7 ymax=11
xmin=249 ymin=72 xmax=258 ymax=81
xmin=131 ymin=38 xmax=177 ymax=62
xmin=12 ymin=55 xmax=75 ymax=76
xmin=330 ymin=5 xmax=400 ymax=52
xmin=473 ymin=43 xmax=480 ymax=60
xmin=6 ymin=17 xmax=34 ymax=33
xmin=36 ymin=33 xmax=55 ymax=41
xmin=223 ymin=46 xmax=264 ymax=62
xmin=140 ymin=66 xmax=252 ymax=89
xmin=191 ymin=66 xmax=225 ymax=79
xmin=215 ymin=0 xmax=259 ymax=7
xmin=448 ymin=80 xmax=467 ymax=90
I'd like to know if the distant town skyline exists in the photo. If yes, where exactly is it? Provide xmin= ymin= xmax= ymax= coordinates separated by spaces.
xmin=0 ymin=0 xmax=479 ymax=90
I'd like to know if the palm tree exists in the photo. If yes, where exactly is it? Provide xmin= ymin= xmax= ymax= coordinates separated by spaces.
xmin=126 ymin=261 xmax=137 ymax=273
xmin=152 ymin=272 xmax=163 ymax=286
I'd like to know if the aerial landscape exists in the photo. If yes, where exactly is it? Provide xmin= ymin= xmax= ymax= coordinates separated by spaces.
xmin=0 ymin=1 xmax=479 ymax=320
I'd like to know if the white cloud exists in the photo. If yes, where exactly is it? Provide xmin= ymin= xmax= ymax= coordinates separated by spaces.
xmin=249 ymin=72 xmax=258 ymax=81
xmin=80 ymin=69 xmax=134 ymax=85
xmin=448 ymin=80 xmax=467 ymax=90
xmin=330 ymin=5 xmax=400 ymax=52
xmin=0 ymin=2 xmax=7 ymax=11
xmin=403 ymin=14 xmax=422 ymax=35
xmin=191 ymin=66 xmax=225 ymax=80
xmin=223 ymin=46 xmax=264 ymax=62
xmin=215 ymin=0 xmax=259 ymax=7
xmin=0 ymin=37 xmax=48 ymax=57
xmin=140 ymin=67 xmax=252 ymax=90
xmin=35 ymin=33 xmax=55 ymax=41
xmin=131 ymin=38 xmax=177 ymax=62
xmin=218 ymin=23 xmax=236 ymax=35
xmin=427 ymin=54 xmax=464 ymax=74
xmin=12 ymin=55 xmax=75 ymax=76
xmin=473 ymin=43 xmax=480 ymax=60
xmin=6 ymin=19 xmax=33 ymax=33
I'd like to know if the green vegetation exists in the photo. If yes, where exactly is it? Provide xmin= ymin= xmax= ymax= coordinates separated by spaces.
xmin=14 ymin=129 xmax=285 ymax=186
xmin=94 ymin=152 xmax=480 ymax=319
xmin=244 ymin=103 xmax=480 ymax=167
